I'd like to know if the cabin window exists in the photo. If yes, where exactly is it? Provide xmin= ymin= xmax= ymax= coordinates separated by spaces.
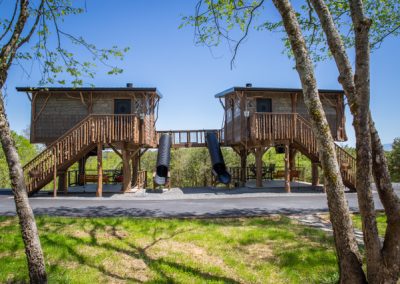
xmin=114 ymin=99 xmax=131 ymax=114
xmin=256 ymin=98 xmax=272 ymax=112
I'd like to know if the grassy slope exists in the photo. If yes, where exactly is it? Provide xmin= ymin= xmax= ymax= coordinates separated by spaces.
xmin=0 ymin=216 xmax=339 ymax=284
xmin=352 ymin=212 xmax=387 ymax=236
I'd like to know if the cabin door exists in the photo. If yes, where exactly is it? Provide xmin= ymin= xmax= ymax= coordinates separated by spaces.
xmin=114 ymin=99 xmax=132 ymax=114
xmin=256 ymin=98 xmax=272 ymax=112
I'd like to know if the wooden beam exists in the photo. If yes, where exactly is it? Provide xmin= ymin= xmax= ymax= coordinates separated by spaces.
xmin=96 ymin=143 xmax=103 ymax=197
xmin=289 ymin=147 xmax=297 ymax=182
xmin=121 ymin=144 xmax=132 ymax=192
xmin=58 ymin=171 xmax=68 ymax=194
xmin=108 ymin=143 xmax=122 ymax=159
xmin=284 ymin=144 xmax=291 ymax=193
xmin=53 ymin=157 xmax=57 ymax=197
xmin=131 ymin=150 xmax=139 ymax=188
xmin=240 ymin=148 xmax=247 ymax=186
xmin=33 ymin=92 xmax=51 ymax=122
xmin=255 ymin=147 xmax=264 ymax=188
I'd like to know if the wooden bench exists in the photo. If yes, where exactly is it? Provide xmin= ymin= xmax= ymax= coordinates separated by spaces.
xmin=274 ymin=170 xmax=300 ymax=179
xmin=79 ymin=174 xmax=110 ymax=184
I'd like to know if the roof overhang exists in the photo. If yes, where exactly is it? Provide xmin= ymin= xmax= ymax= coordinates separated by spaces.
xmin=214 ymin=86 xmax=344 ymax=98
xmin=16 ymin=87 xmax=163 ymax=98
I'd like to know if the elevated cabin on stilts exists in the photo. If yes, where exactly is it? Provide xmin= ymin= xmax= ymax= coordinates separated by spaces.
xmin=17 ymin=84 xmax=161 ymax=196
xmin=17 ymin=83 xmax=356 ymax=197
xmin=214 ymin=86 xmax=356 ymax=192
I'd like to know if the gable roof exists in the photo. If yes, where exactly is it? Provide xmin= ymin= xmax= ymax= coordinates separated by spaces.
xmin=16 ymin=86 xmax=163 ymax=98
xmin=214 ymin=86 xmax=344 ymax=98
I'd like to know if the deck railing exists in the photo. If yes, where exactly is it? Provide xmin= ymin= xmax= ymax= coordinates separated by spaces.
xmin=156 ymin=129 xmax=222 ymax=147
xmin=250 ymin=113 xmax=356 ymax=189
xmin=23 ymin=114 xmax=141 ymax=194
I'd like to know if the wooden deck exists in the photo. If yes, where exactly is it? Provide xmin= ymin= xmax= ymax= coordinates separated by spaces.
xmin=23 ymin=114 xmax=155 ymax=195
xmin=23 ymin=112 xmax=356 ymax=195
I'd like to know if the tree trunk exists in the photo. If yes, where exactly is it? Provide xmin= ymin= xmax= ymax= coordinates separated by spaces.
xmin=310 ymin=0 xmax=400 ymax=281
xmin=348 ymin=1 xmax=383 ymax=281
xmin=0 ymin=88 xmax=47 ymax=283
xmin=370 ymin=118 xmax=400 ymax=282
xmin=271 ymin=0 xmax=366 ymax=282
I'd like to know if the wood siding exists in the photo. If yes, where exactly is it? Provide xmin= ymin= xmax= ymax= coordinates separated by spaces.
xmin=31 ymin=91 xmax=158 ymax=144
xmin=223 ymin=90 xmax=346 ymax=144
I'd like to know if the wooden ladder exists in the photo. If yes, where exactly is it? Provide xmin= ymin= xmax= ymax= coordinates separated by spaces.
xmin=23 ymin=114 xmax=140 ymax=195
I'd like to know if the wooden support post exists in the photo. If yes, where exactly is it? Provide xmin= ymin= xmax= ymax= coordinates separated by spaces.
xmin=131 ymin=150 xmax=140 ymax=188
xmin=53 ymin=159 xmax=57 ymax=197
xmin=240 ymin=148 xmax=247 ymax=186
xmin=284 ymin=144 xmax=291 ymax=193
xmin=78 ymin=156 xmax=87 ymax=186
xmin=312 ymin=163 xmax=320 ymax=187
xmin=289 ymin=147 xmax=297 ymax=182
xmin=255 ymin=147 xmax=263 ymax=188
xmin=121 ymin=144 xmax=132 ymax=192
xmin=58 ymin=171 xmax=68 ymax=194
xmin=96 ymin=143 xmax=103 ymax=197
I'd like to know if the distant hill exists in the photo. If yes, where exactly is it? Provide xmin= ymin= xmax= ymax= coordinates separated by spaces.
xmin=383 ymin=144 xmax=393 ymax=151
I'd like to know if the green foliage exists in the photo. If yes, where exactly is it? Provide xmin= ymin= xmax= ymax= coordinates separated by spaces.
xmin=0 ymin=132 xmax=39 ymax=188
xmin=1 ymin=0 xmax=129 ymax=86
xmin=0 ymin=215 xmax=340 ymax=283
xmin=388 ymin=137 xmax=400 ymax=182
xmin=182 ymin=0 xmax=400 ymax=64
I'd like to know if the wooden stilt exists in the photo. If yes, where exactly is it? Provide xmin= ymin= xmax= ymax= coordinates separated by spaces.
xmin=58 ymin=171 xmax=68 ymax=194
xmin=284 ymin=144 xmax=291 ymax=193
xmin=240 ymin=148 xmax=247 ymax=186
xmin=255 ymin=147 xmax=263 ymax=188
xmin=289 ymin=147 xmax=297 ymax=182
xmin=131 ymin=150 xmax=139 ymax=188
xmin=78 ymin=156 xmax=87 ymax=186
xmin=312 ymin=162 xmax=320 ymax=187
xmin=96 ymin=143 xmax=103 ymax=197
xmin=53 ymin=158 xmax=57 ymax=197
xmin=121 ymin=144 xmax=132 ymax=192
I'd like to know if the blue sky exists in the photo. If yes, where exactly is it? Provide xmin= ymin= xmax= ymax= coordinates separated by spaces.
xmin=4 ymin=0 xmax=400 ymax=146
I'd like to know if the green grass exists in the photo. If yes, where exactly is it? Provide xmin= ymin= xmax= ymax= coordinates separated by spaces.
xmin=0 ymin=216 xmax=339 ymax=283
xmin=352 ymin=212 xmax=387 ymax=236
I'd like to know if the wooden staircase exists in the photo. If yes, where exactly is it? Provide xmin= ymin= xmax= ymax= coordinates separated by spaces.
xmin=251 ymin=113 xmax=356 ymax=190
xmin=23 ymin=114 xmax=141 ymax=195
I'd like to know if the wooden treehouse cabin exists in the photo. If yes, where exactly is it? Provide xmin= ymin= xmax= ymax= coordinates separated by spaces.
xmin=17 ymin=84 xmax=161 ymax=196
xmin=215 ymin=85 xmax=356 ymax=192
xmin=17 ymin=83 xmax=357 ymax=197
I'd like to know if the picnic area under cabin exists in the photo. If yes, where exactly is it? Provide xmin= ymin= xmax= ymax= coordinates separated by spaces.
xmin=16 ymin=84 xmax=356 ymax=197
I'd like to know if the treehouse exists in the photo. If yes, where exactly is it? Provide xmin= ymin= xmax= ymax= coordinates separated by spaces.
xmin=17 ymin=83 xmax=356 ymax=197
xmin=215 ymin=85 xmax=355 ymax=191
xmin=17 ymin=84 xmax=161 ymax=196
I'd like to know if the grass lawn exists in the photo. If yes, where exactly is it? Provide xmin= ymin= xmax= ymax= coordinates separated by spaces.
xmin=352 ymin=212 xmax=387 ymax=236
xmin=0 ymin=216 xmax=339 ymax=283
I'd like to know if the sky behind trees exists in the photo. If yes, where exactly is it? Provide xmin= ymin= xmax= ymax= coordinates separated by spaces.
xmin=4 ymin=0 xmax=399 ymax=146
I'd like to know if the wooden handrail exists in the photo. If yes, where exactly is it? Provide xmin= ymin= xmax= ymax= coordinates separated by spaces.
xmin=23 ymin=114 xmax=141 ymax=194
xmin=251 ymin=112 xmax=356 ymax=189
xmin=156 ymin=129 xmax=222 ymax=147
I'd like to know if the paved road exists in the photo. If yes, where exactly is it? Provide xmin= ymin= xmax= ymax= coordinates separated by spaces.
xmin=0 ymin=190 xmax=391 ymax=217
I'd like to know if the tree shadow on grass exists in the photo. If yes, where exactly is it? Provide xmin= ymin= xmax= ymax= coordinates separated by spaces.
xmin=42 ymin=219 xmax=242 ymax=283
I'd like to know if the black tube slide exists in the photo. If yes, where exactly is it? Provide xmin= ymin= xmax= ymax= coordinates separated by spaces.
xmin=206 ymin=132 xmax=231 ymax=184
xmin=154 ymin=134 xmax=172 ymax=185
